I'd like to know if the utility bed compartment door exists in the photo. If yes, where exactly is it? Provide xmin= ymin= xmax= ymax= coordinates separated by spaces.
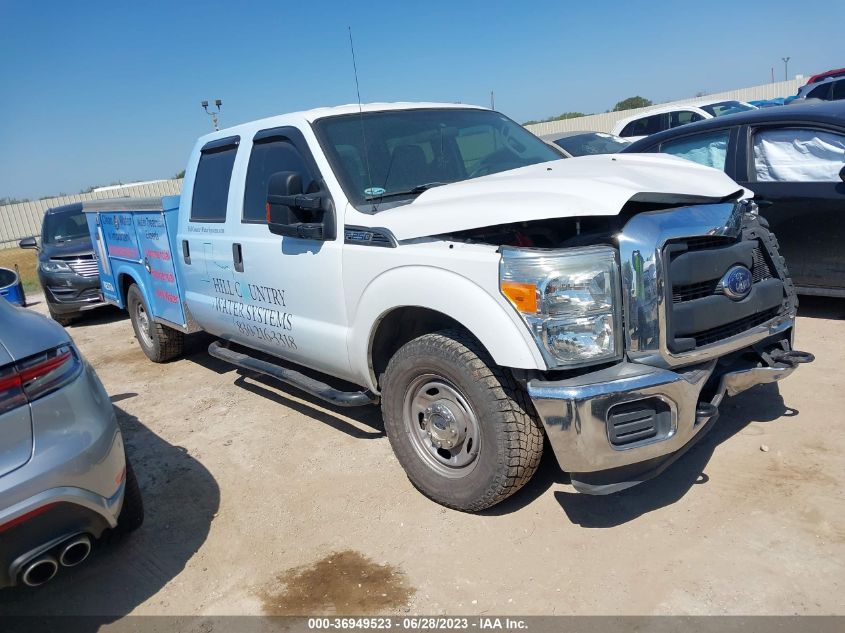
xmin=135 ymin=211 xmax=186 ymax=327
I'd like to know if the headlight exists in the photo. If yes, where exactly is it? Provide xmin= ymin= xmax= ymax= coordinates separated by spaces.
xmin=500 ymin=246 xmax=622 ymax=369
xmin=40 ymin=260 xmax=72 ymax=273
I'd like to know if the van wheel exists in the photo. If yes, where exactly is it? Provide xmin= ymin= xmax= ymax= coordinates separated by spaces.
xmin=381 ymin=329 xmax=543 ymax=512
xmin=127 ymin=284 xmax=184 ymax=362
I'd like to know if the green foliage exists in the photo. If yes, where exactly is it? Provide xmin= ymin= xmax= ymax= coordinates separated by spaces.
xmin=612 ymin=96 xmax=653 ymax=111
xmin=0 ymin=197 xmax=31 ymax=205
xmin=523 ymin=112 xmax=585 ymax=126
xmin=174 ymin=170 xmax=185 ymax=179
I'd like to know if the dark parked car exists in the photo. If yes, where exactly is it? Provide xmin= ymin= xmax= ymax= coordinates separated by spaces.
xmin=792 ymin=76 xmax=845 ymax=103
xmin=622 ymin=101 xmax=845 ymax=297
xmin=19 ymin=203 xmax=105 ymax=325
xmin=541 ymin=130 xmax=631 ymax=156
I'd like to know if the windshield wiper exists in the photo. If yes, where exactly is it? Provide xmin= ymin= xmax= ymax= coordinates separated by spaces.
xmin=364 ymin=182 xmax=449 ymax=201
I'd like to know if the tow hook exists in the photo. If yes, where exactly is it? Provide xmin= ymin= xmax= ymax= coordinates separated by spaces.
xmin=767 ymin=349 xmax=815 ymax=367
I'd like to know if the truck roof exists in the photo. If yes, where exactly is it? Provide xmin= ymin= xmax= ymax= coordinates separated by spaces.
xmin=196 ymin=101 xmax=487 ymax=146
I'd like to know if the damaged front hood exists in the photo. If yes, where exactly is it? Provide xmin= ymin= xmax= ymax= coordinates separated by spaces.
xmin=371 ymin=153 xmax=747 ymax=241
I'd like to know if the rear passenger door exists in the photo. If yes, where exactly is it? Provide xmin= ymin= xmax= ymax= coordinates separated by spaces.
xmin=178 ymin=135 xmax=241 ymax=338
xmin=734 ymin=125 xmax=845 ymax=292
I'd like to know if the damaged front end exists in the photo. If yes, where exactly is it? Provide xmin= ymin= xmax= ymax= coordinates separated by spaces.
xmin=493 ymin=199 xmax=813 ymax=494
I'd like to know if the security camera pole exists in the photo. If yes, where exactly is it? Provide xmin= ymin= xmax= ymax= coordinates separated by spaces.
xmin=781 ymin=57 xmax=790 ymax=81
xmin=201 ymin=99 xmax=223 ymax=131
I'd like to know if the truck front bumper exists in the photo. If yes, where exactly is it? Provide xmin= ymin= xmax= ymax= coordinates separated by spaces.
xmin=527 ymin=340 xmax=811 ymax=495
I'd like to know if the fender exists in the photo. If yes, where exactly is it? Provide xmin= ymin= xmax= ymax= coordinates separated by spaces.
xmin=348 ymin=266 xmax=547 ymax=391
xmin=112 ymin=264 xmax=151 ymax=312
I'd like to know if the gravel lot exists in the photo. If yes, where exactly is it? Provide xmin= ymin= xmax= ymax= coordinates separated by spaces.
xmin=1 ymin=295 xmax=843 ymax=620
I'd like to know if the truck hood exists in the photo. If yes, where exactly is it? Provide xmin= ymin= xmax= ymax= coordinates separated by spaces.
xmin=371 ymin=153 xmax=747 ymax=241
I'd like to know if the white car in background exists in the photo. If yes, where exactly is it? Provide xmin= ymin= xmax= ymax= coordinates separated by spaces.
xmin=613 ymin=100 xmax=757 ymax=141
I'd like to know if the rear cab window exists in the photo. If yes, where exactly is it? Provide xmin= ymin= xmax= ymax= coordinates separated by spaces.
xmin=190 ymin=136 xmax=240 ymax=222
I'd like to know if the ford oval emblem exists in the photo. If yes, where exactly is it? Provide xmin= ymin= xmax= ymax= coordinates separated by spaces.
xmin=721 ymin=265 xmax=753 ymax=301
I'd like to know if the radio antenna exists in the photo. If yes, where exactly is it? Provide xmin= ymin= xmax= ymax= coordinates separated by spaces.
xmin=348 ymin=26 xmax=374 ymax=204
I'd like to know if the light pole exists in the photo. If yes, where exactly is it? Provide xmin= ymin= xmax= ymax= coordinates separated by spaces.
xmin=201 ymin=99 xmax=222 ymax=131
xmin=781 ymin=57 xmax=790 ymax=81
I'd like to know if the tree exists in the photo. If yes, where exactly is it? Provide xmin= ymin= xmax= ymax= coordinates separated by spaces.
xmin=174 ymin=170 xmax=185 ymax=179
xmin=522 ymin=111 xmax=585 ymax=126
xmin=612 ymin=96 xmax=653 ymax=112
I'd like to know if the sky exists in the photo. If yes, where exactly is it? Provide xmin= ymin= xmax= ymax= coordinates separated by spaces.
xmin=1 ymin=0 xmax=843 ymax=200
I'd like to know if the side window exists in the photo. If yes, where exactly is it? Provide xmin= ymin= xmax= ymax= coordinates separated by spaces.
xmin=191 ymin=138 xmax=239 ymax=222
xmin=753 ymin=128 xmax=845 ymax=182
xmin=660 ymin=129 xmax=730 ymax=171
xmin=833 ymin=79 xmax=845 ymax=101
xmin=620 ymin=113 xmax=666 ymax=137
xmin=669 ymin=110 xmax=705 ymax=128
xmin=243 ymin=137 xmax=315 ymax=223
xmin=807 ymin=83 xmax=833 ymax=100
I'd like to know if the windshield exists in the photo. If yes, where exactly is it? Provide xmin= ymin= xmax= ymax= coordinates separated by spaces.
xmin=700 ymin=101 xmax=755 ymax=117
xmin=314 ymin=108 xmax=563 ymax=208
xmin=43 ymin=208 xmax=88 ymax=244
xmin=553 ymin=132 xmax=631 ymax=156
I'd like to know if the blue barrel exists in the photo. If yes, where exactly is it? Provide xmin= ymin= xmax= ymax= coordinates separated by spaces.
xmin=0 ymin=266 xmax=26 ymax=306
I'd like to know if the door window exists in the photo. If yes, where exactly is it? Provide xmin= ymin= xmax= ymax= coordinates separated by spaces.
xmin=752 ymin=128 xmax=845 ymax=182
xmin=243 ymin=137 xmax=316 ymax=223
xmin=660 ymin=129 xmax=730 ymax=170
xmin=191 ymin=138 xmax=239 ymax=222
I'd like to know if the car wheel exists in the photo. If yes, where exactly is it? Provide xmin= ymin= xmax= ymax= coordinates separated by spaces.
xmin=127 ymin=283 xmax=184 ymax=362
xmin=381 ymin=329 xmax=544 ymax=512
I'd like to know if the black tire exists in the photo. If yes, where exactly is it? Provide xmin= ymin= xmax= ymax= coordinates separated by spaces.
xmin=117 ymin=456 xmax=144 ymax=534
xmin=381 ymin=329 xmax=544 ymax=512
xmin=48 ymin=307 xmax=78 ymax=327
xmin=127 ymin=283 xmax=184 ymax=362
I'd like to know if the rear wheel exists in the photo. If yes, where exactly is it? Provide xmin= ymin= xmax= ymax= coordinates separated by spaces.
xmin=381 ymin=329 xmax=544 ymax=512
xmin=127 ymin=283 xmax=184 ymax=362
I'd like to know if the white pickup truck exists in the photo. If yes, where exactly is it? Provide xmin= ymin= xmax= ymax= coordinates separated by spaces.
xmin=84 ymin=102 xmax=812 ymax=511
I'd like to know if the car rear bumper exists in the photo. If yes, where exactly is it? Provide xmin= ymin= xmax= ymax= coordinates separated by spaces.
xmin=0 ymin=362 xmax=125 ymax=587
xmin=527 ymin=334 xmax=809 ymax=494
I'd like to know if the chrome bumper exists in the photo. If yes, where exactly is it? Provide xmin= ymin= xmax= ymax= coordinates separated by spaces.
xmin=527 ymin=340 xmax=808 ymax=494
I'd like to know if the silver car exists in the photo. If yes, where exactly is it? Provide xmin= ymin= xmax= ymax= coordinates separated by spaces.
xmin=0 ymin=297 xmax=142 ymax=588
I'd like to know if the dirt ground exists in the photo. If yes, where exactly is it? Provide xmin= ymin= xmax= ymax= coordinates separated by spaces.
xmin=1 ymin=294 xmax=843 ymax=620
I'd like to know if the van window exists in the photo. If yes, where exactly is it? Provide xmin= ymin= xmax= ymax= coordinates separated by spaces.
xmin=669 ymin=110 xmax=705 ymax=128
xmin=660 ymin=129 xmax=730 ymax=170
xmin=620 ymin=113 xmax=666 ymax=137
xmin=191 ymin=139 xmax=239 ymax=222
xmin=243 ymin=138 xmax=315 ymax=223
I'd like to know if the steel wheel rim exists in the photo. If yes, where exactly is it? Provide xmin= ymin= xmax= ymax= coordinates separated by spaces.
xmin=135 ymin=300 xmax=153 ymax=347
xmin=402 ymin=374 xmax=481 ymax=478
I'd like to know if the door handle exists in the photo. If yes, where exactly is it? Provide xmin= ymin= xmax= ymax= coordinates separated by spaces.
xmin=182 ymin=240 xmax=191 ymax=264
xmin=232 ymin=243 xmax=244 ymax=273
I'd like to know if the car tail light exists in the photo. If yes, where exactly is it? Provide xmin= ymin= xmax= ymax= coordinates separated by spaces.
xmin=0 ymin=345 xmax=82 ymax=415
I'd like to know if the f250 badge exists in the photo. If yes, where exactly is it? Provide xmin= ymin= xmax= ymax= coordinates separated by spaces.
xmin=721 ymin=265 xmax=753 ymax=300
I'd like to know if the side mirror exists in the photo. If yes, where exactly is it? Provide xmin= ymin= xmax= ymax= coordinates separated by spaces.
xmin=840 ymin=165 xmax=845 ymax=183
xmin=266 ymin=171 xmax=334 ymax=240
xmin=19 ymin=236 xmax=38 ymax=250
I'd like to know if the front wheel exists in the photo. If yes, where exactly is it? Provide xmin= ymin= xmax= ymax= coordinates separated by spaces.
xmin=126 ymin=284 xmax=184 ymax=362
xmin=381 ymin=330 xmax=544 ymax=512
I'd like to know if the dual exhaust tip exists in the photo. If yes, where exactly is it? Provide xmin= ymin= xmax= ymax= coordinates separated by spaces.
xmin=20 ymin=534 xmax=92 ymax=588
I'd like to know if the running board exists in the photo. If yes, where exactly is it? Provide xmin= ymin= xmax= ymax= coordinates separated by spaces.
xmin=208 ymin=340 xmax=377 ymax=407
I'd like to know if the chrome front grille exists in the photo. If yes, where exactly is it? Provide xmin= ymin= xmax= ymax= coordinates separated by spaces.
xmin=620 ymin=201 xmax=793 ymax=368
xmin=51 ymin=255 xmax=99 ymax=277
